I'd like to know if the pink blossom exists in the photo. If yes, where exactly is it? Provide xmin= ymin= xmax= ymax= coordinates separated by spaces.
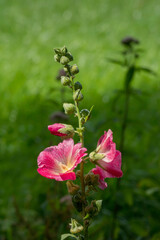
xmin=37 ymin=138 xmax=87 ymax=181
xmin=91 ymin=130 xmax=123 ymax=189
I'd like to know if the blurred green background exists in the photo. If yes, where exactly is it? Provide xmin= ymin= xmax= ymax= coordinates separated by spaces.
xmin=0 ymin=0 xmax=160 ymax=239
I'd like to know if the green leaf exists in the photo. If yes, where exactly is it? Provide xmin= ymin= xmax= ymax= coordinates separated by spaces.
xmin=61 ymin=233 xmax=78 ymax=240
xmin=125 ymin=66 xmax=135 ymax=88
xmin=108 ymin=58 xmax=125 ymax=66
xmin=135 ymin=66 xmax=157 ymax=76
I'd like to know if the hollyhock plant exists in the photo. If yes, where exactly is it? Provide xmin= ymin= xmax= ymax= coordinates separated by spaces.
xmin=37 ymin=46 xmax=123 ymax=240
xmin=37 ymin=138 xmax=87 ymax=181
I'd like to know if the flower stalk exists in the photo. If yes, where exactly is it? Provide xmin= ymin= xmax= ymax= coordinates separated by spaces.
xmin=37 ymin=46 xmax=123 ymax=240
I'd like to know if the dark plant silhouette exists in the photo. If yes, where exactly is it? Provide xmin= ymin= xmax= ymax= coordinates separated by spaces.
xmin=108 ymin=36 xmax=156 ymax=239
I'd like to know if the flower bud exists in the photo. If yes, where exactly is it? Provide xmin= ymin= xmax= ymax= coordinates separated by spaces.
xmin=61 ymin=46 xmax=68 ymax=54
xmin=58 ymin=124 xmax=75 ymax=138
xmin=61 ymin=76 xmax=70 ymax=86
xmin=63 ymin=103 xmax=75 ymax=115
xmin=54 ymin=48 xmax=61 ymax=54
xmin=66 ymin=52 xmax=73 ymax=61
xmin=73 ymin=89 xmax=83 ymax=102
xmin=60 ymin=56 xmax=70 ymax=65
xmin=70 ymin=219 xmax=83 ymax=234
xmin=63 ymin=66 xmax=69 ymax=73
xmin=48 ymin=123 xmax=74 ymax=137
xmin=89 ymin=151 xmax=105 ymax=162
xmin=54 ymin=54 xmax=61 ymax=62
xmin=66 ymin=181 xmax=80 ymax=195
xmin=74 ymin=81 xmax=82 ymax=90
xmin=70 ymin=64 xmax=79 ymax=75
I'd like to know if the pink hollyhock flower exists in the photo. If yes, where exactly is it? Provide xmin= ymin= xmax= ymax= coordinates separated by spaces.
xmin=48 ymin=123 xmax=74 ymax=138
xmin=37 ymin=138 xmax=87 ymax=181
xmin=91 ymin=129 xmax=123 ymax=189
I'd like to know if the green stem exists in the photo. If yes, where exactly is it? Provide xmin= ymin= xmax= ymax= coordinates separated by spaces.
xmin=70 ymin=75 xmax=88 ymax=239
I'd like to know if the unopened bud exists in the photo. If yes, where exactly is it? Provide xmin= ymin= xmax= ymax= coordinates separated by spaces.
xmin=54 ymin=48 xmax=61 ymax=54
xmin=74 ymin=81 xmax=82 ymax=90
xmin=60 ymin=56 xmax=70 ymax=65
xmin=73 ymin=89 xmax=83 ymax=102
xmin=66 ymin=181 xmax=80 ymax=195
xmin=70 ymin=64 xmax=79 ymax=75
xmin=54 ymin=54 xmax=61 ymax=62
xmin=61 ymin=76 xmax=70 ymax=86
xmin=61 ymin=46 xmax=68 ymax=54
xmin=70 ymin=219 xmax=83 ymax=234
xmin=89 ymin=152 xmax=105 ymax=162
xmin=63 ymin=66 xmax=69 ymax=73
xmin=66 ymin=52 xmax=73 ymax=61
xmin=63 ymin=103 xmax=75 ymax=115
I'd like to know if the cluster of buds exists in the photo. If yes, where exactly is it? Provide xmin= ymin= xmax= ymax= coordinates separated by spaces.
xmin=54 ymin=46 xmax=93 ymax=127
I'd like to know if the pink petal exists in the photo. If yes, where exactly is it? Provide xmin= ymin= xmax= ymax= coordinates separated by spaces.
xmin=97 ymin=130 xmax=116 ymax=156
xmin=99 ymin=151 xmax=123 ymax=178
xmin=37 ymin=168 xmax=76 ymax=181
xmin=92 ymin=167 xmax=108 ymax=190
xmin=97 ymin=129 xmax=113 ymax=148
xmin=38 ymin=147 xmax=62 ymax=172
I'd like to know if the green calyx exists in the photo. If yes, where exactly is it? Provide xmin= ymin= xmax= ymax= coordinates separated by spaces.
xmin=89 ymin=151 xmax=105 ymax=162
xmin=58 ymin=124 xmax=75 ymax=137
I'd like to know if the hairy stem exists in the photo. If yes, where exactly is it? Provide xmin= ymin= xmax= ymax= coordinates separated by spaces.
xmin=71 ymin=76 xmax=88 ymax=239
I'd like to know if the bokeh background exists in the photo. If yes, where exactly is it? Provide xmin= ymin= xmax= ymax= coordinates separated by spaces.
xmin=0 ymin=0 xmax=160 ymax=239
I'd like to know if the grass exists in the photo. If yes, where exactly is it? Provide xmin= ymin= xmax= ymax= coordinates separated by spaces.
xmin=0 ymin=0 xmax=160 ymax=239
